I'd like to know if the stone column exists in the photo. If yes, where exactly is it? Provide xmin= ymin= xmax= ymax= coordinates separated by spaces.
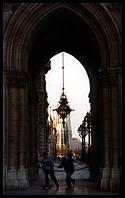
xmin=3 ymin=78 xmax=6 ymax=190
xmin=27 ymin=78 xmax=38 ymax=180
xmin=37 ymin=62 xmax=51 ymax=156
xmin=6 ymin=73 xmax=18 ymax=189
xmin=38 ymin=69 xmax=49 ymax=155
xmin=118 ymin=69 xmax=122 ymax=193
xmin=99 ymin=71 xmax=111 ymax=191
xmin=29 ymin=95 xmax=37 ymax=180
xmin=39 ymin=71 xmax=46 ymax=154
xmin=16 ymin=73 xmax=29 ymax=189
xmin=109 ymin=72 xmax=120 ymax=193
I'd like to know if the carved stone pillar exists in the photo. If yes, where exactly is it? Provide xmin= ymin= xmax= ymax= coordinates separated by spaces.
xmin=6 ymin=72 xmax=18 ymax=189
xmin=99 ymin=70 xmax=111 ymax=191
xmin=38 ymin=68 xmax=49 ymax=155
xmin=16 ymin=73 xmax=29 ymax=189
xmin=109 ymin=72 xmax=120 ymax=193
xmin=29 ymin=92 xmax=38 ymax=180
xmin=39 ymin=71 xmax=46 ymax=154
xmin=3 ymin=78 xmax=7 ymax=190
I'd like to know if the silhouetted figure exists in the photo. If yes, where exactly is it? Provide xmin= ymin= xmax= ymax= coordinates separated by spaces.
xmin=41 ymin=152 xmax=59 ymax=190
xmin=58 ymin=152 xmax=75 ymax=191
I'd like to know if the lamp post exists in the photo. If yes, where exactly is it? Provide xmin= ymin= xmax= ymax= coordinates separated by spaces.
xmin=78 ymin=120 xmax=86 ymax=162
xmin=53 ymin=92 xmax=73 ymax=127
xmin=85 ymin=112 xmax=91 ymax=150
xmin=53 ymin=52 xmax=74 ymax=155
xmin=53 ymin=52 xmax=74 ymax=127
xmin=88 ymin=112 xmax=91 ymax=149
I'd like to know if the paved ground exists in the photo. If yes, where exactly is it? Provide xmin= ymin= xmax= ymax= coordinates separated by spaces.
xmin=3 ymin=161 xmax=118 ymax=195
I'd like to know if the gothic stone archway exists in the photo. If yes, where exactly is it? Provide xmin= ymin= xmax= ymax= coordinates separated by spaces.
xmin=3 ymin=3 xmax=122 ymax=192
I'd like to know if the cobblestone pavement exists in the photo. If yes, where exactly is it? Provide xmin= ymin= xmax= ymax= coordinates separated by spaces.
xmin=54 ymin=161 xmax=90 ymax=180
xmin=3 ymin=161 xmax=118 ymax=195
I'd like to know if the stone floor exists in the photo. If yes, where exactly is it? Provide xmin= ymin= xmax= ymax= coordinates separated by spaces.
xmin=3 ymin=180 xmax=118 ymax=195
xmin=3 ymin=161 xmax=119 ymax=195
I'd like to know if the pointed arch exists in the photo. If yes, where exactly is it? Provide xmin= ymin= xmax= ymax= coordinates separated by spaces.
xmin=4 ymin=3 xmax=121 ymax=71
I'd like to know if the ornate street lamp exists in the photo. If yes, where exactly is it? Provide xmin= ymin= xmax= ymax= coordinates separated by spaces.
xmin=53 ymin=52 xmax=74 ymax=127
xmin=84 ymin=111 xmax=91 ymax=150
xmin=78 ymin=120 xmax=86 ymax=162
xmin=77 ymin=111 xmax=91 ymax=162
xmin=54 ymin=92 xmax=72 ymax=126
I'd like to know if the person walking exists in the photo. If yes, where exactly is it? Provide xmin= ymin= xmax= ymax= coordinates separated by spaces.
xmin=58 ymin=152 xmax=75 ymax=191
xmin=40 ymin=151 xmax=59 ymax=190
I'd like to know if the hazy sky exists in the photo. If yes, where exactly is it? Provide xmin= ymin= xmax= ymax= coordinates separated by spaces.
xmin=46 ymin=52 xmax=90 ymax=140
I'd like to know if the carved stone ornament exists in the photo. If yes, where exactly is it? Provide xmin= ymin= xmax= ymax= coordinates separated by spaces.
xmin=17 ymin=78 xmax=27 ymax=89
xmin=6 ymin=75 xmax=17 ymax=88
xmin=5 ymin=71 xmax=28 ymax=89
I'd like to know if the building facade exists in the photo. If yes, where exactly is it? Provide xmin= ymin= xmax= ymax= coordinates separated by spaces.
xmin=70 ymin=138 xmax=81 ymax=154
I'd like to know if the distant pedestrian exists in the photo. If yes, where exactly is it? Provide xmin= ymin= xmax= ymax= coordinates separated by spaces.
xmin=40 ymin=151 xmax=59 ymax=190
xmin=58 ymin=152 xmax=75 ymax=191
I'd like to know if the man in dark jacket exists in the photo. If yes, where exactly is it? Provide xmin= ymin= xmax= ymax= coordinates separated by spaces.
xmin=58 ymin=152 xmax=75 ymax=191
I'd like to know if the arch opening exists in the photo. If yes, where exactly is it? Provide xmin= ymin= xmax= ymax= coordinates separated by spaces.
xmin=46 ymin=52 xmax=90 ymax=140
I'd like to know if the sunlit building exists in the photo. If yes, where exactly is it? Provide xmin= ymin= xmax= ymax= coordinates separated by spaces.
xmin=48 ymin=113 xmax=57 ymax=157
xmin=70 ymin=138 xmax=81 ymax=154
